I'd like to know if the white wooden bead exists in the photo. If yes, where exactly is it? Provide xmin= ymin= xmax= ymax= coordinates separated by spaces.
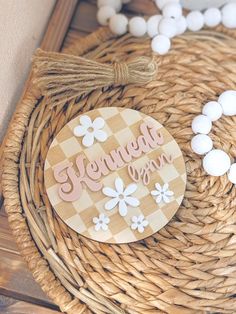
xmin=97 ymin=6 xmax=116 ymax=26
xmin=162 ymin=2 xmax=182 ymax=19
xmin=147 ymin=15 xmax=162 ymax=38
xmin=129 ymin=17 xmax=147 ymax=37
xmin=203 ymin=149 xmax=231 ymax=176
xmin=228 ymin=163 xmax=236 ymax=184
xmin=151 ymin=35 xmax=171 ymax=55
xmin=202 ymin=101 xmax=223 ymax=121
xmin=222 ymin=2 xmax=236 ymax=28
xmin=191 ymin=114 xmax=212 ymax=134
xmin=204 ymin=7 xmax=221 ymax=27
xmin=98 ymin=0 xmax=122 ymax=12
xmin=176 ymin=16 xmax=187 ymax=35
xmin=186 ymin=10 xmax=204 ymax=31
xmin=191 ymin=134 xmax=213 ymax=155
xmin=218 ymin=90 xmax=236 ymax=116
xmin=158 ymin=17 xmax=177 ymax=38
xmin=109 ymin=14 xmax=128 ymax=35
xmin=155 ymin=0 xmax=179 ymax=10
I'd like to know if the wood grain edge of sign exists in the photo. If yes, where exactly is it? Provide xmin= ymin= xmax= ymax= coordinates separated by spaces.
xmin=0 ymin=0 xmax=78 ymax=206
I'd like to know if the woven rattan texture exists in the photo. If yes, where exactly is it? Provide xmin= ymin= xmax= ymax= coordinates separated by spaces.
xmin=2 ymin=26 xmax=236 ymax=314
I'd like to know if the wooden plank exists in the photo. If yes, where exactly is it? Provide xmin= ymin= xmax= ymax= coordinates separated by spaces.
xmin=0 ymin=295 xmax=60 ymax=314
xmin=71 ymin=0 xmax=98 ymax=33
xmin=124 ymin=0 xmax=158 ymax=15
xmin=41 ymin=0 xmax=78 ymax=51
xmin=0 ymin=213 xmax=59 ymax=309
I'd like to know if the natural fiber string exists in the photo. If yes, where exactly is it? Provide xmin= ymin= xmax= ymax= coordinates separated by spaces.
xmin=32 ymin=49 xmax=157 ymax=105
xmin=113 ymin=62 xmax=129 ymax=85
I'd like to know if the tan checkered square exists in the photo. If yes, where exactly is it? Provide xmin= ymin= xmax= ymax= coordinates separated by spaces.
xmin=45 ymin=108 xmax=186 ymax=244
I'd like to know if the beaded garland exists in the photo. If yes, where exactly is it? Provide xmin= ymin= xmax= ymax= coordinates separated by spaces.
xmin=191 ymin=90 xmax=236 ymax=184
xmin=96 ymin=0 xmax=236 ymax=54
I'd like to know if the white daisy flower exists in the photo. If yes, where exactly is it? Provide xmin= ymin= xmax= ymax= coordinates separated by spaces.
xmin=73 ymin=115 xmax=108 ymax=147
xmin=93 ymin=213 xmax=110 ymax=231
xmin=151 ymin=183 xmax=174 ymax=204
xmin=102 ymin=177 xmax=140 ymax=217
xmin=131 ymin=215 xmax=149 ymax=233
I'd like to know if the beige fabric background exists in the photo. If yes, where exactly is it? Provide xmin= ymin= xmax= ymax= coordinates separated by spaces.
xmin=0 ymin=0 xmax=55 ymax=141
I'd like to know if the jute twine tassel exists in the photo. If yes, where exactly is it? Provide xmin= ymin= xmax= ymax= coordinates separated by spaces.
xmin=32 ymin=49 xmax=157 ymax=104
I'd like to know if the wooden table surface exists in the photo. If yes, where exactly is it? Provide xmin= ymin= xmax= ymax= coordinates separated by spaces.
xmin=0 ymin=0 xmax=158 ymax=313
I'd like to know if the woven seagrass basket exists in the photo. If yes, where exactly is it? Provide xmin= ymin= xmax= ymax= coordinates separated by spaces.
xmin=2 ymin=26 xmax=236 ymax=314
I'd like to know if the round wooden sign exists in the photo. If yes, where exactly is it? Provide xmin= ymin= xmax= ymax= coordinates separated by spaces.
xmin=44 ymin=107 xmax=186 ymax=244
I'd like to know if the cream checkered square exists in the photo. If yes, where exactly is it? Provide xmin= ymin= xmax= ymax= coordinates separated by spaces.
xmin=60 ymin=137 xmax=82 ymax=158
xmin=84 ymin=142 xmax=106 ymax=160
xmin=120 ymin=109 xmax=141 ymax=126
xmin=72 ymin=190 xmax=94 ymax=213
xmin=115 ymin=127 xmax=134 ymax=146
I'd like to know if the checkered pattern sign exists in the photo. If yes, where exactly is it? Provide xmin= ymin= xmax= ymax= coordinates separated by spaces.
xmin=44 ymin=108 xmax=186 ymax=243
